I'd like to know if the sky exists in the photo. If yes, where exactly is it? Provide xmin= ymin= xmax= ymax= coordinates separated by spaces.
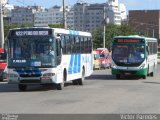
xmin=8 ymin=0 xmax=160 ymax=12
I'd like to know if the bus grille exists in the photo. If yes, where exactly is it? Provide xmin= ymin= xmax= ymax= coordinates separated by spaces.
xmin=20 ymin=74 xmax=41 ymax=77
xmin=15 ymin=68 xmax=42 ymax=78
xmin=20 ymin=80 xmax=41 ymax=83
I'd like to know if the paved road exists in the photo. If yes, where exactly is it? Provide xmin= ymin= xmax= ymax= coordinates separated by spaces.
xmin=0 ymin=65 xmax=160 ymax=114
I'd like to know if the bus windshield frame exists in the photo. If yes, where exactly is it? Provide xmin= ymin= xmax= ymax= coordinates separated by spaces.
xmin=112 ymin=38 xmax=146 ymax=67
xmin=8 ymin=36 xmax=56 ymax=68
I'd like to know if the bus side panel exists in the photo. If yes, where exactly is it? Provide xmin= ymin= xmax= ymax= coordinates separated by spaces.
xmin=59 ymin=53 xmax=93 ymax=82
xmin=83 ymin=54 xmax=93 ymax=77
xmin=60 ymin=54 xmax=82 ymax=82
xmin=147 ymin=54 xmax=157 ymax=74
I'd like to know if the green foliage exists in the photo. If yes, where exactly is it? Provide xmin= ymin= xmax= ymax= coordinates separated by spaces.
xmin=92 ymin=24 xmax=137 ymax=49
xmin=48 ymin=24 xmax=63 ymax=28
xmin=4 ymin=24 xmax=32 ymax=39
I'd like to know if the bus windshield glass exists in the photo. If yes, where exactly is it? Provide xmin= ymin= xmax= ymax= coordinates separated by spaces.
xmin=112 ymin=44 xmax=145 ymax=66
xmin=8 ymin=37 xmax=55 ymax=67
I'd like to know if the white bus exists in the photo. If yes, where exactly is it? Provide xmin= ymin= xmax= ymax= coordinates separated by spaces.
xmin=112 ymin=35 xmax=157 ymax=79
xmin=7 ymin=27 xmax=93 ymax=91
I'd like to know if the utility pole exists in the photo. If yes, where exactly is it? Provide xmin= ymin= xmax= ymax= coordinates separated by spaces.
xmin=0 ymin=0 xmax=4 ymax=48
xmin=103 ymin=5 xmax=106 ymax=48
xmin=63 ymin=0 xmax=67 ymax=29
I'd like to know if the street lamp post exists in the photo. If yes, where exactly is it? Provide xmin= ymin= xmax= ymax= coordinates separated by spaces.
xmin=0 ymin=0 xmax=4 ymax=48
xmin=103 ymin=6 xmax=106 ymax=48
xmin=63 ymin=0 xmax=67 ymax=29
xmin=103 ymin=5 xmax=109 ymax=48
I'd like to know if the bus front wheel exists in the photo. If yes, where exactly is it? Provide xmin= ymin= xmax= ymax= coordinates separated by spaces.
xmin=56 ymin=83 xmax=64 ymax=90
xmin=18 ymin=84 xmax=27 ymax=91
xmin=142 ymin=75 xmax=146 ymax=79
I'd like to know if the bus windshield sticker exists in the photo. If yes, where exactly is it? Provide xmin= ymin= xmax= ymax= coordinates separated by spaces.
xmin=31 ymin=61 xmax=41 ymax=66
xmin=13 ymin=60 xmax=26 ymax=63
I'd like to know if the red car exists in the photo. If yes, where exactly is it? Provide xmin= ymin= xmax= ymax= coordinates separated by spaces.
xmin=96 ymin=48 xmax=112 ymax=69
xmin=0 ymin=48 xmax=7 ymax=81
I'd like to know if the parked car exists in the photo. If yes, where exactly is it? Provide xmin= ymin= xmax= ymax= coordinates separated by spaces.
xmin=93 ymin=50 xmax=101 ymax=70
xmin=96 ymin=48 xmax=112 ymax=69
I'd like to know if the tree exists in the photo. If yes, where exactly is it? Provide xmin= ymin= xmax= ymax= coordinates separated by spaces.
xmin=48 ymin=24 xmax=63 ymax=28
xmin=4 ymin=24 xmax=32 ymax=39
xmin=92 ymin=24 xmax=137 ymax=50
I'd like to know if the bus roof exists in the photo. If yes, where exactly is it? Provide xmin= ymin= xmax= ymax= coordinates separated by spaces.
xmin=113 ymin=35 xmax=157 ymax=41
xmin=9 ymin=27 xmax=92 ymax=37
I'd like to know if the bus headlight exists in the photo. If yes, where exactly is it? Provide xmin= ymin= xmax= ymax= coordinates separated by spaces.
xmin=140 ymin=64 xmax=145 ymax=69
xmin=8 ymin=73 xmax=19 ymax=78
xmin=112 ymin=62 xmax=117 ymax=69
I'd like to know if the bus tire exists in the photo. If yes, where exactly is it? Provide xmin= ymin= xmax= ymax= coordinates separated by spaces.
xmin=78 ymin=68 xmax=85 ymax=85
xmin=18 ymin=84 xmax=27 ymax=91
xmin=147 ymin=66 xmax=150 ymax=76
xmin=142 ymin=75 xmax=146 ymax=79
xmin=56 ymin=83 xmax=64 ymax=90
xmin=0 ymin=76 xmax=3 ymax=82
xmin=150 ymin=72 xmax=154 ymax=77
xmin=116 ymin=74 xmax=120 ymax=79
xmin=72 ymin=80 xmax=79 ymax=85
xmin=150 ymin=64 xmax=155 ymax=77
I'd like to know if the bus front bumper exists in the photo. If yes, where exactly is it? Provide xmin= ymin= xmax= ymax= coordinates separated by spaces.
xmin=8 ymin=76 xmax=57 ymax=85
xmin=112 ymin=68 xmax=147 ymax=76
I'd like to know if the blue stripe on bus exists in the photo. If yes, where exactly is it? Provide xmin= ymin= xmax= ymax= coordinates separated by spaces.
xmin=68 ymin=55 xmax=74 ymax=74
xmin=78 ymin=54 xmax=81 ymax=72
xmin=73 ymin=54 xmax=77 ymax=73
xmin=68 ymin=54 xmax=81 ymax=74
xmin=69 ymin=30 xmax=79 ymax=35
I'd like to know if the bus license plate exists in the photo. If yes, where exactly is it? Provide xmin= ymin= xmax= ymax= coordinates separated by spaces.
xmin=125 ymin=72 xmax=131 ymax=75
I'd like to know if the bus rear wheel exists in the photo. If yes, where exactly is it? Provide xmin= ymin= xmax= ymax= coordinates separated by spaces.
xmin=72 ymin=80 xmax=79 ymax=85
xmin=116 ymin=74 xmax=120 ymax=79
xmin=150 ymin=64 xmax=155 ymax=77
xmin=18 ymin=84 xmax=27 ymax=91
xmin=78 ymin=69 xmax=85 ymax=85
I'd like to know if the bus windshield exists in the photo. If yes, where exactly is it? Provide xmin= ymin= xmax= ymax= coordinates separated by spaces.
xmin=8 ymin=37 xmax=55 ymax=68
xmin=112 ymin=44 xmax=145 ymax=66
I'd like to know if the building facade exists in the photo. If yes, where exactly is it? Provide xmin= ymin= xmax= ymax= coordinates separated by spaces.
xmin=73 ymin=0 xmax=126 ymax=31
xmin=129 ymin=10 xmax=160 ymax=39
xmin=11 ymin=6 xmax=44 ymax=25
xmin=34 ymin=5 xmax=74 ymax=28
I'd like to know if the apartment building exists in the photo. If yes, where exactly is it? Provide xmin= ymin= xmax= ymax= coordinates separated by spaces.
xmin=129 ymin=10 xmax=160 ymax=39
xmin=73 ymin=0 xmax=126 ymax=31
xmin=11 ymin=6 xmax=44 ymax=25
xmin=34 ymin=5 xmax=74 ymax=27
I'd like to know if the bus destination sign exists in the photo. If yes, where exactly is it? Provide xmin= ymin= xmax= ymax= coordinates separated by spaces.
xmin=115 ymin=39 xmax=141 ymax=43
xmin=15 ymin=31 xmax=49 ymax=36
